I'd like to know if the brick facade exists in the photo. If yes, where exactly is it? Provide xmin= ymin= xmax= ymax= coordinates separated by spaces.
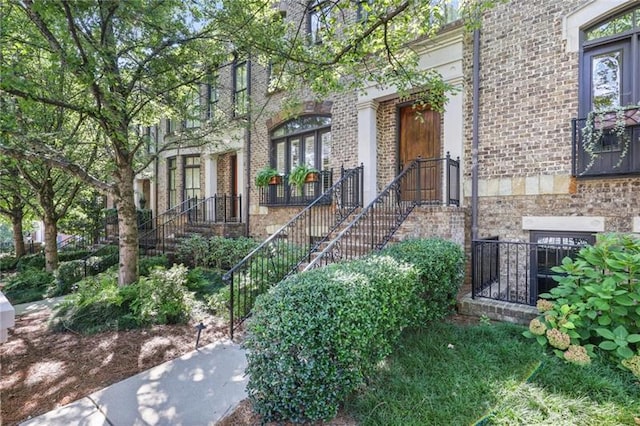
xmin=463 ymin=0 xmax=640 ymax=241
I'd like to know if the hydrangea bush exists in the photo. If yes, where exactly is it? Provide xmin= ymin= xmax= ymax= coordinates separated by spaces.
xmin=523 ymin=233 xmax=640 ymax=376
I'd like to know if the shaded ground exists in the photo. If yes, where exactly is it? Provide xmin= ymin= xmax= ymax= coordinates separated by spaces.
xmin=0 ymin=307 xmax=227 ymax=426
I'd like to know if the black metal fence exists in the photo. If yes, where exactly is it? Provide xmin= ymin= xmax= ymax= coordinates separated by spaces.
xmin=223 ymin=165 xmax=364 ymax=337
xmin=259 ymin=170 xmax=334 ymax=206
xmin=305 ymin=155 xmax=460 ymax=270
xmin=472 ymin=237 xmax=586 ymax=306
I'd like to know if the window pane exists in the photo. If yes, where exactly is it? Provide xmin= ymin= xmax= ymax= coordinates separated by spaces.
xmin=275 ymin=141 xmax=286 ymax=173
xmin=272 ymin=116 xmax=331 ymax=137
xmin=290 ymin=138 xmax=300 ymax=167
xmin=304 ymin=136 xmax=315 ymax=167
xmin=586 ymin=10 xmax=634 ymax=40
xmin=592 ymin=51 xmax=621 ymax=110
xmin=321 ymin=131 xmax=331 ymax=171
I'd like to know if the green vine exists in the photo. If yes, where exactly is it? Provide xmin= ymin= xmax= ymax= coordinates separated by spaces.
xmin=581 ymin=104 xmax=640 ymax=174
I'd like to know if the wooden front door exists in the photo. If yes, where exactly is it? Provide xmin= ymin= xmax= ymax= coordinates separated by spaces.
xmin=398 ymin=104 xmax=442 ymax=202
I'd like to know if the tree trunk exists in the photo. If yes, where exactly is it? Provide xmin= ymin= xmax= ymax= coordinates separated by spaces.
xmin=115 ymin=166 xmax=139 ymax=286
xmin=11 ymin=209 xmax=26 ymax=258
xmin=42 ymin=212 xmax=59 ymax=272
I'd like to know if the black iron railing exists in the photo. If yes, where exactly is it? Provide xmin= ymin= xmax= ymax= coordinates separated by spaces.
xmin=572 ymin=113 xmax=640 ymax=177
xmin=471 ymin=238 xmax=587 ymax=306
xmin=223 ymin=165 xmax=364 ymax=337
xmin=304 ymin=155 xmax=460 ymax=271
xmin=139 ymin=194 xmax=242 ymax=252
xmin=259 ymin=170 xmax=334 ymax=206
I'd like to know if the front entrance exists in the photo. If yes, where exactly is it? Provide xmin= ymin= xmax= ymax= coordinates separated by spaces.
xmin=398 ymin=104 xmax=442 ymax=202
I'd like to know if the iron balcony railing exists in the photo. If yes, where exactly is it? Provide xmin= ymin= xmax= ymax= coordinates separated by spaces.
xmin=223 ymin=165 xmax=364 ymax=337
xmin=471 ymin=237 xmax=587 ymax=306
xmin=259 ymin=170 xmax=334 ymax=206
xmin=304 ymin=155 xmax=460 ymax=271
xmin=572 ymin=113 xmax=640 ymax=177
xmin=139 ymin=194 xmax=242 ymax=252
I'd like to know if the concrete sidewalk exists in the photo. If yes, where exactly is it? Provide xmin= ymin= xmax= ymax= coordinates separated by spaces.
xmin=19 ymin=339 xmax=248 ymax=426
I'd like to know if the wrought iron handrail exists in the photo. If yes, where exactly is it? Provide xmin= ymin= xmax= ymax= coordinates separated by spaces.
xmin=223 ymin=165 xmax=364 ymax=337
xmin=304 ymin=155 xmax=459 ymax=271
xmin=139 ymin=194 xmax=242 ymax=252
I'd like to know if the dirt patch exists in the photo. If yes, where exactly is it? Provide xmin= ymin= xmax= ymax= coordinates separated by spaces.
xmin=0 ymin=307 xmax=228 ymax=426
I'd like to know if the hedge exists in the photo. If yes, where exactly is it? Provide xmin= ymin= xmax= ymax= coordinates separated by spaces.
xmin=244 ymin=238 xmax=466 ymax=423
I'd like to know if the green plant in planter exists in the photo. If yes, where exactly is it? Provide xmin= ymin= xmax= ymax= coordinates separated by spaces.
xmin=288 ymin=164 xmax=319 ymax=192
xmin=581 ymin=104 xmax=640 ymax=174
xmin=255 ymin=166 xmax=281 ymax=187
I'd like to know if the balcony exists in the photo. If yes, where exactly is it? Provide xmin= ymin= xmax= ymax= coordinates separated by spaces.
xmin=259 ymin=170 xmax=335 ymax=206
xmin=572 ymin=108 xmax=640 ymax=177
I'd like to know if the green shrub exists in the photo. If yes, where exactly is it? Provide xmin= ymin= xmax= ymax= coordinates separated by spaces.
xmin=2 ymin=268 xmax=55 ymax=304
xmin=49 ymin=271 xmax=135 ymax=334
xmin=208 ymin=236 xmax=258 ymax=270
xmin=139 ymin=255 xmax=169 ymax=276
xmin=49 ymin=265 xmax=193 ymax=334
xmin=17 ymin=253 xmax=45 ymax=272
xmin=52 ymin=260 xmax=86 ymax=296
xmin=58 ymin=249 xmax=90 ymax=262
xmin=523 ymin=233 xmax=640 ymax=377
xmin=131 ymin=265 xmax=193 ymax=325
xmin=244 ymin=255 xmax=419 ymax=423
xmin=175 ymin=234 xmax=210 ymax=268
xmin=380 ymin=238 xmax=465 ymax=322
xmin=0 ymin=254 xmax=18 ymax=271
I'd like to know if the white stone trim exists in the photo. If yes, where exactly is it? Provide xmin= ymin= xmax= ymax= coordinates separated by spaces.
xmin=563 ymin=0 xmax=635 ymax=53
xmin=0 ymin=292 xmax=15 ymax=343
xmin=357 ymin=100 xmax=379 ymax=204
xmin=633 ymin=217 xmax=640 ymax=233
xmin=522 ymin=216 xmax=605 ymax=232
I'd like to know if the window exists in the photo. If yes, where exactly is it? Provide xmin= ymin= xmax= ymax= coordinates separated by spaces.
xmin=233 ymin=61 xmax=248 ymax=117
xmin=167 ymin=157 xmax=177 ymax=209
xmin=530 ymin=231 xmax=595 ymax=303
xmin=208 ymin=71 xmax=218 ymax=119
xmin=308 ymin=2 xmax=332 ymax=44
xmin=580 ymin=5 xmax=640 ymax=116
xmin=183 ymin=156 xmax=201 ymax=202
xmin=575 ymin=5 xmax=640 ymax=176
xmin=184 ymin=87 xmax=201 ymax=129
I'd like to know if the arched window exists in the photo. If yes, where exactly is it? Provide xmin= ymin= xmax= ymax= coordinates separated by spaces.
xmin=580 ymin=5 xmax=640 ymax=116
xmin=270 ymin=115 xmax=332 ymax=175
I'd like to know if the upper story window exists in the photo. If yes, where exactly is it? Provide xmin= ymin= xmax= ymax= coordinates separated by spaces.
xmin=580 ymin=5 xmax=640 ymax=115
xmin=573 ymin=5 xmax=640 ymax=177
xmin=208 ymin=71 xmax=218 ymax=119
xmin=308 ymin=2 xmax=332 ymax=44
xmin=184 ymin=86 xmax=201 ymax=129
xmin=233 ymin=61 xmax=248 ymax=117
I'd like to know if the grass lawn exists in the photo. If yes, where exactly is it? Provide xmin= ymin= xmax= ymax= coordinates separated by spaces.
xmin=345 ymin=321 xmax=640 ymax=425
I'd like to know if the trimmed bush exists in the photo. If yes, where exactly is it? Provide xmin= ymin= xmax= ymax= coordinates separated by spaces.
xmin=244 ymin=255 xmax=420 ymax=423
xmin=2 ymin=268 xmax=55 ymax=304
xmin=139 ymin=255 xmax=170 ymax=276
xmin=0 ymin=254 xmax=18 ymax=271
xmin=208 ymin=236 xmax=258 ymax=270
xmin=52 ymin=260 xmax=86 ymax=296
xmin=16 ymin=253 xmax=45 ymax=272
xmin=380 ymin=238 xmax=465 ymax=322
xmin=58 ymin=249 xmax=90 ymax=262
xmin=175 ymin=234 xmax=209 ymax=268
xmin=132 ymin=265 xmax=193 ymax=325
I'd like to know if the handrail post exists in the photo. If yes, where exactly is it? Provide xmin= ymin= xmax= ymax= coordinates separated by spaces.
xmin=446 ymin=152 xmax=451 ymax=206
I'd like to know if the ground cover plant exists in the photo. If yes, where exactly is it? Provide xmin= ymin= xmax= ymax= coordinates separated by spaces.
xmin=344 ymin=321 xmax=639 ymax=425
xmin=524 ymin=233 xmax=640 ymax=378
